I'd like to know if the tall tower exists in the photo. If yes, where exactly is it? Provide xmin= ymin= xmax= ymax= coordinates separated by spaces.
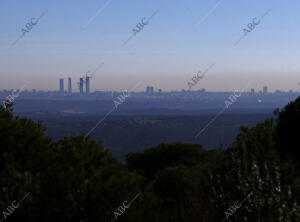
xmin=68 ymin=77 xmax=72 ymax=94
xmin=263 ymin=86 xmax=268 ymax=94
xmin=86 ymin=77 xmax=90 ymax=94
xmin=59 ymin=78 xmax=64 ymax=94
xmin=80 ymin=78 xmax=84 ymax=94
xmin=146 ymin=86 xmax=154 ymax=95
xmin=150 ymin=86 xmax=154 ymax=94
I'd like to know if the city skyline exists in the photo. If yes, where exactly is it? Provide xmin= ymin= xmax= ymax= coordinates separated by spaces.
xmin=1 ymin=0 xmax=300 ymax=91
xmin=1 ymin=78 xmax=299 ymax=94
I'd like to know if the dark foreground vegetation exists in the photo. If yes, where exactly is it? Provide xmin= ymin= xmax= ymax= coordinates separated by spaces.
xmin=0 ymin=97 xmax=300 ymax=222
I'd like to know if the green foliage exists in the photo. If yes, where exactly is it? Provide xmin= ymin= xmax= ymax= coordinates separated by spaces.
xmin=1 ymin=98 xmax=300 ymax=222
xmin=0 ymin=106 xmax=144 ymax=222
xmin=126 ymin=142 xmax=210 ymax=180
xmin=127 ymin=142 xmax=225 ymax=222
xmin=274 ymin=96 xmax=300 ymax=165
xmin=209 ymin=119 xmax=300 ymax=221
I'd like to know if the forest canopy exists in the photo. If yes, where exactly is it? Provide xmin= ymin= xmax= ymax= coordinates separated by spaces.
xmin=0 ymin=98 xmax=299 ymax=222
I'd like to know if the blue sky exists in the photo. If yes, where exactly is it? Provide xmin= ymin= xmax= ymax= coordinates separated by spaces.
xmin=0 ymin=0 xmax=300 ymax=92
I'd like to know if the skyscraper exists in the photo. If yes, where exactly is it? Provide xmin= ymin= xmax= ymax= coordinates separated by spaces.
xmin=80 ymin=78 xmax=84 ymax=94
xmin=263 ymin=86 xmax=268 ymax=94
xmin=68 ymin=77 xmax=72 ymax=94
xmin=86 ymin=77 xmax=90 ymax=94
xmin=146 ymin=86 xmax=154 ymax=95
xmin=59 ymin=78 xmax=64 ymax=94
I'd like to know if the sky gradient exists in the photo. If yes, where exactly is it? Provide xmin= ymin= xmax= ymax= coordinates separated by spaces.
xmin=0 ymin=0 xmax=299 ymax=92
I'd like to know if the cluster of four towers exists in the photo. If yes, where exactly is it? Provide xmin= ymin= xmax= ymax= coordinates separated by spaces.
xmin=59 ymin=77 xmax=91 ymax=94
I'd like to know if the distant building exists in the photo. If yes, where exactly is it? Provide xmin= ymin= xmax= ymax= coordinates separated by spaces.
xmin=263 ymin=86 xmax=268 ymax=94
xmin=59 ymin=78 xmax=64 ymax=94
xmin=146 ymin=86 xmax=154 ymax=95
xmin=79 ymin=78 xmax=84 ymax=94
xmin=68 ymin=77 xmax=72 ymax=94
xmin=86 ymin=77 xmax=90 ymax=94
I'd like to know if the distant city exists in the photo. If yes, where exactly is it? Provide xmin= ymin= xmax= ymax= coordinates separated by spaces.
xmin=0 ymin=77 xmax=299 ymax=101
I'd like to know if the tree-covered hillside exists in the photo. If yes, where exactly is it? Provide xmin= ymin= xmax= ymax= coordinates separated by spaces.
xmin=0 ymin=98 xmax=299 ymax=222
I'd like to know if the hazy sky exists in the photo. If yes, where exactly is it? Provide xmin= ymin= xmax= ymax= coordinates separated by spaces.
xmin=0 ymin=0 xmax=300 ymax=92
